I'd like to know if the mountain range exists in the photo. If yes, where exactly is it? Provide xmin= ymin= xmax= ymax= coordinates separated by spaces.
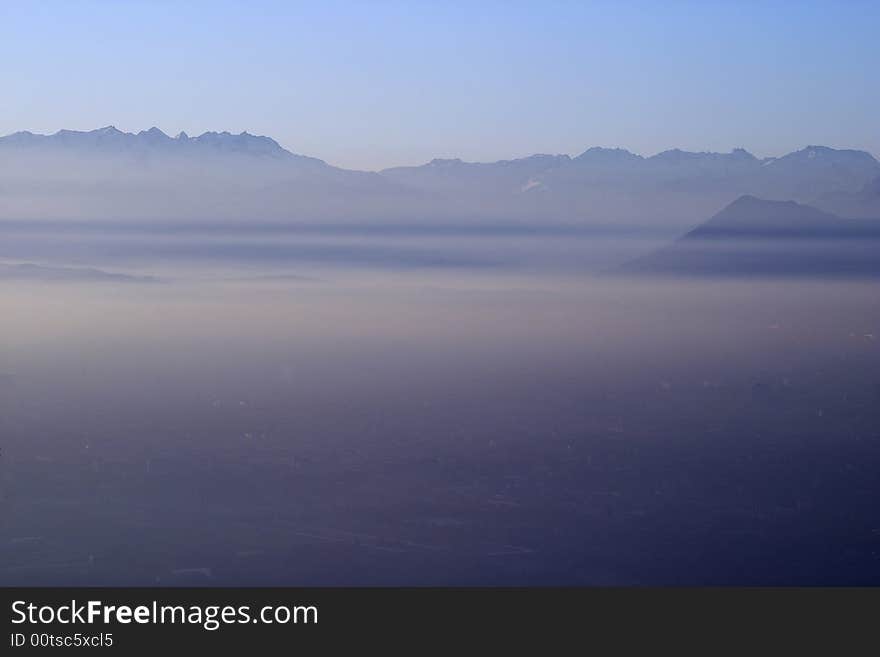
xmin=1 ymin=127 xmax=878 ymax=227
xmin=0 ymin=126 xmax=311 ymax=161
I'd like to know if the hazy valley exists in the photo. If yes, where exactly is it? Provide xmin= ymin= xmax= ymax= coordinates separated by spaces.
xmin=1 ymin=127 xmax=879 ymax=586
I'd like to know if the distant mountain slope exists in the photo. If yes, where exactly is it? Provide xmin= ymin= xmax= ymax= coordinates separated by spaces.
xmin=381 ymin=154 xmax=571 ymax=193
xmin=812 ymin=176 xmax=880 ymax=219
xmin=621 ymin=196 xmax=880 ymax=277
xmin=759 ymin=146 xmax=880 ymax=197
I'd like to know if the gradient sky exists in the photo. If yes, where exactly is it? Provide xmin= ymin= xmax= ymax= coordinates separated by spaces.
xmin=1 ymin=1 xmax=877 ymax=170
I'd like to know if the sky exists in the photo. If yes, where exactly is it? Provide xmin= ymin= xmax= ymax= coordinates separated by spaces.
xmin=1 ymin=1 xmax=877 ymax=170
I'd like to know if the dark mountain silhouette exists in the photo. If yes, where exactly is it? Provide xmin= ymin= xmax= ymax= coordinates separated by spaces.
xmin=621 ymin=196 xmax=880 ymax=278
xmin=687 ymin=195 xmax=880 ymax=238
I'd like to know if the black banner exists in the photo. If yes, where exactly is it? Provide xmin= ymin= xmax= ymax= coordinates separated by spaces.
xmin=1 ymin=588 xmax=877 ymax=651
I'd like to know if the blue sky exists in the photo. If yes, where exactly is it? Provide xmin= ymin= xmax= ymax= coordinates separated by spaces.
xmin=1 ymin=1 xmax=877 ymax=170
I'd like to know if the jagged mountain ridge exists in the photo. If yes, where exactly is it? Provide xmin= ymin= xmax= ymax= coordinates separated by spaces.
xmin=0 ymin=125 xmax=318 ymax=163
